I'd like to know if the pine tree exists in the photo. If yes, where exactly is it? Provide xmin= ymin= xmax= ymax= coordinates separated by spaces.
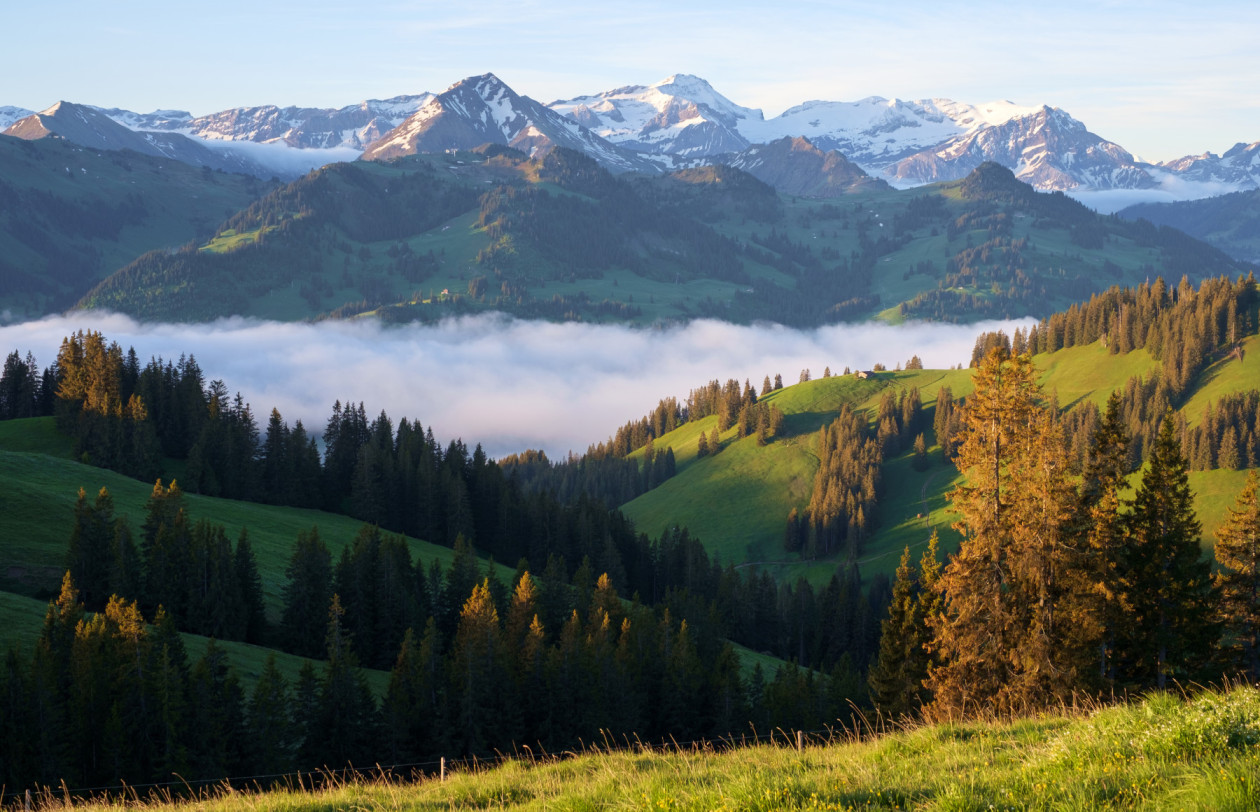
xmin=1212 ymin=470 xmax=1260 ymax=680
xmin=234 ymin=529 xmax=267 ymax=643
xmin=1121 ymin=412 xmax=1217 ymax=689
xmin=66 ymin=487 xmax=114 ymax=609
xmin=1078 ymin=391 xmax=1133 ymax=685
xmin=187 ymin=639 xmax=246 ymax=777
xmin=315 ymin=594 xmax=377 ymax=767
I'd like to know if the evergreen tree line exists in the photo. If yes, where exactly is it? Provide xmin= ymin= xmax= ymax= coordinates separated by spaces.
xmin=1003 ymin=273 xmax=1258 ymax=396
xmin=869 ymin=349 xmax=1260 ymax=719
xmin=276 ymin=513 xmax=888 ymax=680
xmin=0 ymin=350 xmax=57 ymax=419
xmin=0 ymin=567 xmax=872 ymax=795
xmin=63 ymin=434 xmax=888 ymax=682
xmin=66 ymin=482 xmax=265 ymax=644
xmin=785 ymin=405 xmax=883 ymax=560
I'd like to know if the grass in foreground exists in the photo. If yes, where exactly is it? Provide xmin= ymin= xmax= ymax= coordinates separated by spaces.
xmin=33 ymin=686 xmax=1260 ymax=811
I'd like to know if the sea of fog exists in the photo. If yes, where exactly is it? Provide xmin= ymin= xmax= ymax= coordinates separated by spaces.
xmin=0 ymin=313 xmax=1033 ymax=459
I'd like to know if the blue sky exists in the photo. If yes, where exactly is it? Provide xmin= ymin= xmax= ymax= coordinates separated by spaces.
xmin=3 ymin=0 xmax=1257 ymax=162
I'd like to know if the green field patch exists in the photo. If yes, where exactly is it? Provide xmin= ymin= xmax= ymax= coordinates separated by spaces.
xmin=623 ymin=428 xmax=817 ymax=565
xmin=1182 ymin=333 xmax=1260 ymax=425
xmin=1036 ymin=342 xmax=1159 ymax=410
xmin=200 ymin=224 xmax=278 ymax=253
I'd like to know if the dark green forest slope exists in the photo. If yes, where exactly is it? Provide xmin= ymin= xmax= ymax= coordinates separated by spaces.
xmin=1121 ymin=187 xmax=1260 ymax=265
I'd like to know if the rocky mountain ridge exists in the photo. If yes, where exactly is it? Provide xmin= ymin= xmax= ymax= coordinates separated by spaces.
xmin=6 ymin=74 xmax=1256 ymax=195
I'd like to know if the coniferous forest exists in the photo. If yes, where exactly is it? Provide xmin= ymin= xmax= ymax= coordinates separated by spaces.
xmin=4 ymin=273 xmax=1260 ymax=800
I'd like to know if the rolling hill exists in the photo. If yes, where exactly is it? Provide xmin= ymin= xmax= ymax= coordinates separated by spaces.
xmin=619 ymin=335 xmax=1260 ymax=587
xmin=70 ymin=149 xmax=1252 ymax=326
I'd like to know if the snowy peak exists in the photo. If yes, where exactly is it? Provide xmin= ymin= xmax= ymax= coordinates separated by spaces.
xmin=886 ymin=106 xmax=1152 ymax=191
xmin=95 ymin=95 xmax=433 ymax=151
xmin=361 ymin=73 xmax=657 ymax=173
xmin=0 ymin=105 xmax=34 ymax=131
xmin=1159 ymin=141 xmax=1260 ymax=189
xmin=548 ymin=73 xmax=762 ymax=158
xmin=2 ymin=101 xmax=268 ymax=177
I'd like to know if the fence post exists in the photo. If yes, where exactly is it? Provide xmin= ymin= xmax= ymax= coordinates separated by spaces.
xmin=440 ymin=757 xmax=446 ymax=782
xmin=796 ymin=730 xmax=803 ymax=752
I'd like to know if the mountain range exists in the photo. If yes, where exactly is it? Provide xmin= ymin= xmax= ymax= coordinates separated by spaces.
xmin=5 ymin=73 xmax=1257 ymax=196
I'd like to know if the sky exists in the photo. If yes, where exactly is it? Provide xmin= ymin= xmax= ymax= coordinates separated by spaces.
xmin=0 ymin=314 xmax=1027 ymax=459
xmin=2 ymin=0 xmax=1257 ymax=163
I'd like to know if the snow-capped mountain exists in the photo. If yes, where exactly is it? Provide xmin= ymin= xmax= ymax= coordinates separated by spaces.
xmin=360 ymin=73 xmax=657 ymax=173
xmin=1158 ymin=141 xmax=1260 ymax=189
xmin=3 ymin=102 xmax=268 ymax=176
xmin=887 ymin=106 xmax=1155 ymax=191
xmin=96 ymin=95 xmax=433 ymax=151
xmin=726 ymin=136 xmax=888 ymax=197
xmin=4 ymin=74 xmax=1254 ymax=197
xmin=550 ymin=78 xmax=1162 ymax=191
xmin=740 ymin=97 xmax=1042 ymax=169
xmin=549 ymin=79 xmax=1040 ymax=167
xmin=548 ymin=74 xmax=758 ymax=158
xmin=0 ymin=106 xmax=34 ymax=131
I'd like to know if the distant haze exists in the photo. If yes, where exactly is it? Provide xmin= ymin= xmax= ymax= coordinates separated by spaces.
xmin=0 ymin=313 xmax=1030 ymax=459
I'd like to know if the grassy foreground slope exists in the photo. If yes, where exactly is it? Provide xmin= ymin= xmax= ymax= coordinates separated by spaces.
xmin=55 ymin=686 xmax=1260 ymax=811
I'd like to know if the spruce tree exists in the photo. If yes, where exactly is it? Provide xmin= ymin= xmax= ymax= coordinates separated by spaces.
xmin=449 ymin=580 xmax=505 ymax=754
xmin=1121 ymin=412 xmax=1217 ymax=689
xmin=1212 ymin=470 xmax=1260 ymax=680
xmin=281 ymin=527 xmax=333 ymax=659
xmin=868 ymin=545 xmax=924 ymax=716
xmin=1078 ymin=391 xmax=1133 ymax=685
xmin=247 ymin=654 xmax=294 ymax=774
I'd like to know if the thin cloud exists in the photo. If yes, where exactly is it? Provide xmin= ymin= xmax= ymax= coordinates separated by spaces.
xmin=0 ymin=313 xmax=1029 ymax=459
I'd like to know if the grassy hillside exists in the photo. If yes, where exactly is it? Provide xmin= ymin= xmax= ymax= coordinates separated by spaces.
xmin=0 ymin=417 xmax=787 ymax=686
xmin=0 ymin=134 xmax=270 ymax=318
xmin=69 ymin=150 xmax=1250 ymax=327
xmin=622 ymin=340 xmax=1260 ymax=588
xmin=0 ymin=418 xmax=514 ymax=614
xmin=52 ymin=686 xmax=1260 ymax=810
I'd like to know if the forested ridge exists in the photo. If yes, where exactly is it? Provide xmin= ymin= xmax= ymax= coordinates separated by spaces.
xmin=45 ymin=144 xmax=1252 ymax=327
